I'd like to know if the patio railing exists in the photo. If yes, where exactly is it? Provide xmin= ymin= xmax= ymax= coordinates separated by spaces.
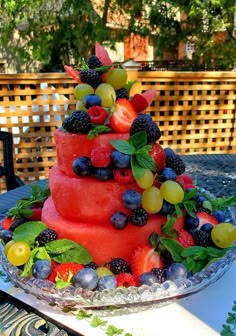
xmin=0 ymin=71 xmax=235 ymax=191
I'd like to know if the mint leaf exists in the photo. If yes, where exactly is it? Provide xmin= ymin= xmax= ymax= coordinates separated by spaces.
xmin=88 ymin=125 xmax=111 ymax=139
xmin=45 ymin=239 xmax=79 ymax=254
xmin=131 ymin=156 xmax=145 ymax=180
xmin=110 ymin=139 xmax=136 ymax=155
xmin=13 ymin=221 xmax=47 ymax=247
xmin=136 ymin=153 xmax=156 ymax=171
xmin=95 ymin=65 xmax=112 ymax=74
xmin=128 ymin=131 xmax=147 ymax=149
xmin=174 ymin=204 xmax=183 ymax=217
xmin=52 ymin=246 xmax=91 ymax=264
xmin=125 ymin=80 xmax=138 ymax=92
xmin=181 ymin=246 xmax=207 ymax=258
xmin=203 ymin=194 xmax=236 ymax=212
xmin=136 ymin=145 xmax=152 ymax=154
xmin=161 ymin=215 xmax=176 ymax=235
xmin=160 ymin=237 xmax=184 ymax=262
xmin=21 ymin=246 xmax=51 ymax=277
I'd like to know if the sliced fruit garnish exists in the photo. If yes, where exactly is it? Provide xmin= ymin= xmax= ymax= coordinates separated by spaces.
xmin=131 ymin=245 xmax=164 ymax=278
xmin=95 ymin=41 xmax=113 ymax=67
xmin=109 ymin=98 xmax=138 ymax=133
xmin=197 ymin=211 xmax=219 ymax=228
xmin=64 ymin=65 xmax=81 ymax=84
xmin=130 ymin=94 xmax=149 ymax=112
xmin=48 ymin=261 xmax=84 ymax=284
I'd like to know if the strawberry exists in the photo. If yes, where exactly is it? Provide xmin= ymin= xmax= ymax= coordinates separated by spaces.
xmin=90 ymin=146 xmax=112 ymax=167
xmin=48 ymin=262 xmax=84 ymax=283
xmin=109 ymin=99 xmax=137 ymax=133
xmin=130 ymin=94 xmax=149 ymax=112
xmin=113 ymin=168 xmax=135 ymax=184
xmin=196 ymin=211 xmax=219 ymax=229
xmin=177 ymin=229 xmax=195 ymax=248
xmin=1 ymin=217 xmax=15 ymax=230
xmin=64 ymin=65 xmax=81 ymax=84
xmin=25 ymin=207 xmax=42 ymax=221
xmin=131 ymin=245 xmax=164 ymax=278
xmin=149 ymin=143 xmax=166 ymax=173
xmin=116 ymin=273 xmax=136 ymax=287
xmin=87 ymin=106 xmax=108 ymax=124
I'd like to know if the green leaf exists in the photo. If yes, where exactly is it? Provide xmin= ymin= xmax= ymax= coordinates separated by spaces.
xmin=106 ymin=325 xmax=124 ymax=335
xmin=160 ymin=237 xmax=184 ymax=262
xmin=174 ymin=204 xmax=183 ymax=217
xmin=128 ymin=131 xmax=147 ymax=149
xmin=161 ymin=214 xmax=176 ymax=235
xmin=136 ymin=153 xmax=156 ymax=171
xmin=76 ymin=310 xmax=92 ymax=320
xmin=88 ymin=125 xmax=111 ymax=139
xmin=125 ymin=80 xmax=138 ymax=92
xmin=95 ymin=65 xmax=112 ymax=74
xmin=90 ymin=316 xmax=107 ymax=328
xmin=131 ymin=156 xmax=145 ymax=180
xmin=13 ymin=221 xmax=47 ymax=248
xmin=45 ymin=239 xmax=79 ymax=254
xmin=181 ymin=246 xmax=207 ymax=258
xmin=136 ymin=145 xmax=152 ymax=154
xmin=52 ymin=246 xmax=91 ymax=264
xmin=110 ymin=140 xmax=136 ymax=155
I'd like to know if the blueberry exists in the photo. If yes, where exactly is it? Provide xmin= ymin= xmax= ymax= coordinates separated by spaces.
xmin=73 ymin=268 xmax=98 ymax=290
xmin=122 ymin=189 xmax=142 ymax=210
xmin=213 ymin=210 xmax=226 ymax=222
xmin=94 ymin=167 xmax=113 ymax=180
xmin=97 ymin=275 xmax=117 ymax=291
xmin=200 ymin=223 xmax=214 ymax=233
xmin=165 ymin=262 xmax=187 ymax=281
xmin=1 ymin=230 xmax=13 ymax=243
xmin=110 ymin=211 xmax=129 ymax=230
xmin=159 ymin=167 xmax=176 ymax=182
xmin=72 ymin=156 xmax=93 ymax=176
xmin=158 ymin=200 xmax=175 ymax=216
xmin=139 ymin=272 xmax=158 ymax=286
xmin=32 ymin=260 xmax=52 ymax=279
xmin=110 ymin=151 xmax=131 ymax=168
xmin=184 ymin=214 xmax=199 ymax=231
xmin=83 ymin=94 xmax=102 ymax=108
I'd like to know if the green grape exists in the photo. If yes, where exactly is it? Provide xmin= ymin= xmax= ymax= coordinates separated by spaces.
xmin=74 ymin=83 xmax=94 ymax=100
xmin=211 ymin=223 xmax=236 ymax=248
xmin=95 ymin=83 xmax=116 ymax=107
xmin=105 ymin=68 xmax=128 ymax=90
xmin=136 ymin=169 xmax=154 ymax=189
xmin=142 ymin=186 xmax=163 ymax=214
xmin=76 ymin=100 xmax=87 ymax=111
xmin=160 ymin=180 xmax=184 ymax=204
xmin=7 ymin=241 xmax=31 ymax=266
xmin=96 ymin=267 xmax=114 ymax=278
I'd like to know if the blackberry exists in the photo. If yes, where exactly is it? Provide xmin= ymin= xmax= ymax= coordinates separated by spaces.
xmin=151 ymin=267 xmax=167 ymax=284
xmin=130 ymin=114 xmax=161 ymax=143
xmin=85 ymin=261 xmax=98 ymax=270
xmin=35 ymin=228 xmax=57 ymax=246
xmin=116 ymin=88 xmax=129 ymax=100
xmin=130 ymin=207 xmax=149 ymax=227
xmin=62 ymin=110 xmax=92 ymax=134
xmin=109 ymin=258 xmax=130 ymax=275
xmin=166 ymin=154 xmax=185 ymax=175
xmin=192 ymin=230 xmax=212 ymax=247
xmin=87 ymin=55 xmax=102 ymax=69
xmin=79 ymin=69 xmax=102 ymax=88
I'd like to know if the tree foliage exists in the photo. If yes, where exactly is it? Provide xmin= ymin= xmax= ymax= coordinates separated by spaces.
xmin=0 ymin=0 xmax=235 ymax=71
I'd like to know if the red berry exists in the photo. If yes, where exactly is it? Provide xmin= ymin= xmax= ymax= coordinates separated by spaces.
xmin=149 ymin=143 xmax=166 ymax=173
xmin=26 ymin=208 xmax=42 ymax=221
xmin=64 ymin=65 xmax=81 ymax=84
xmin=1 ymin=217 xmax=15 ymax=230
xmin=48 ymin=262 xmax=84 ymax=283
xmin=177 ymin=229 xmax=195 ymax=248
xmin=116 ymin=272 xmax=136 ymax=287
xmin=130 ymin=94 xmax=149 ymax=112
xmin=87 ymin=106 xmax=108 ymax=124
xmin=90 ymin=146 xmax=112 ymax=167
xmin=113 ymin=168 xmax=135 ymax=184
xmin=109 ymin=99 xmax=137 ymax=133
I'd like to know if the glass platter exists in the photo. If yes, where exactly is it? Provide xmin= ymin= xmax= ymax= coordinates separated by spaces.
xmin=0 ymin=202 xmax=236 ymax=312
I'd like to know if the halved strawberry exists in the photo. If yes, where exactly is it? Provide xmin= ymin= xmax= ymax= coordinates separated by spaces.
xmin=149 ymin=143 xmax=166 ymax=173
xmin=1 ymin=217 xmax=15 ymax=230
xmin=197 ymin=211 xmax=219 ymax=229
xmin=64 ymin=65 xmax=81 ymax=84
xmin=48 ymin=262 xmax=84 ymax=283
xmin=130 ymin=94 xmax=149 ymax=112
xmin=131 ymin=245 xmax=164 ymax=278
xmin=109 ymin=99 xmax=138 ymax=133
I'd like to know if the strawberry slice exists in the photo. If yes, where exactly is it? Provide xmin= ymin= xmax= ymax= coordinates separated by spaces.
xmin=64 ymin=65 xmax=81 ymax=84
xmin=131 ymin=245 xmax=164 ymax=278
xmin=149 ymin=143 xmax=166 ymax=173
xmin=1 ymin=217 xmax=15 ymax=230
xmin=48 ymin=262 xmax=84 ymax=283
xmin=109 ymin=99 xmax=138 ymax=133
xmin=197 ymin=211 xmax=219 ymax=228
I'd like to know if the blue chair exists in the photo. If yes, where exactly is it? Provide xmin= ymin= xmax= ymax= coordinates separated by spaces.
xmin=0 ymin=131 xmax=24 ymax=191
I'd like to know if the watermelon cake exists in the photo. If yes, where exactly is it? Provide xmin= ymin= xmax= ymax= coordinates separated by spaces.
xmin=1 ymin=43 xmax=236 ymax=297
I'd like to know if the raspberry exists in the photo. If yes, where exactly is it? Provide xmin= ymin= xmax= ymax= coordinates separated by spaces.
xmin=109 ymin=258 xmax=130 ymax=275
xmin=90 ymin=146 xmax=111 ymax=167
xmin=116 ymin=272 xmax=136 ymax=287
xmin=177 ymin=229 xmax=195 ymax=248
xmin=149 ymin=143 xmax=166 ymax=173
xmin=87 ymin=106 xmax=108 ymax=124
xmin=113 ymin=168 xmax=134 ymax=184
xmin=130 ymin=94 xmax=149 ymax=112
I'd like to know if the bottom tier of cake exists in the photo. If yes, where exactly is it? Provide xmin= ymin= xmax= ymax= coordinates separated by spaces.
xmin=42 ymin=197 xmax=184 ymax=265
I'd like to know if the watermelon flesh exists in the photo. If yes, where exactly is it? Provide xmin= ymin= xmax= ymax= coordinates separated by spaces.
xmin=42 ymin=197 xmax=184 ymax=265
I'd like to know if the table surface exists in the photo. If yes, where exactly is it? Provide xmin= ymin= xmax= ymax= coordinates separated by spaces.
xmin=0 ymin=154 xmax=236 ymax=336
